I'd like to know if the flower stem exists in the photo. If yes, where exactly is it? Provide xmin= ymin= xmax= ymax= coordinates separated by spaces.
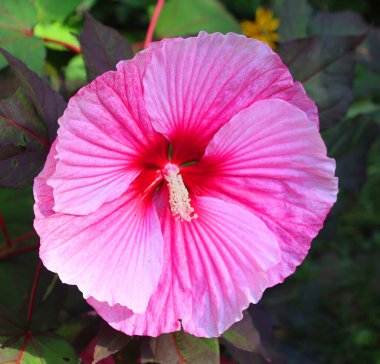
xmin=144 ymin=0 xmax=165 ymax=49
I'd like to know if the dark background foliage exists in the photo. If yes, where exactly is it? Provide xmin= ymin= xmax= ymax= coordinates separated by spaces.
xmin=0 ymin=0 xmax=379 ymax=363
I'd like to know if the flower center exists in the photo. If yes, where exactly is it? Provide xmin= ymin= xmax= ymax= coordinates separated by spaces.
xmin=162 ymin=163 xmax=198 ymax=222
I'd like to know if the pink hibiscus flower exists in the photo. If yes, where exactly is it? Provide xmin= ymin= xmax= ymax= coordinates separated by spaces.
xmin=33 ymin=32 xmax=338 ymax=337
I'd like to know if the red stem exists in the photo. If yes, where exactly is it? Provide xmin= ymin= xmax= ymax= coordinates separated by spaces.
xmin=144 ymin=0 xmax=165 ymax=49
xmin=171 ymin=334 xmax=185 ymax=363
xmin=24 ymin=28 xmax=81 ymax=54
xmin=16 ymin=333 xmax=30 ymax=364
xmin=0 ymin=243 xmax=39 ymax=259
xmin=27 ymin=260 xmax=42 ymax=323
xmin=15 ymin=260 xmax=42 ymax=362
xmin=42 ymin=37 xmax=81 ymax=54
xmin=0 ymin=212 xmax=12 ymax=248
xmin=1 ymin=115 xmax=50 ymax=148
xmin=11 ymin=230 xmax=37 ymax=245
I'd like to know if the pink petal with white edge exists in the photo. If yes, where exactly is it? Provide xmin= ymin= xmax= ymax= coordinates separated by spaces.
xmin=88 ymin=194 xmax=281 ymax=338
xmin=48 ymin=47 xmax=167 ymax=216
xmin=143 ymin=31 xmax=318 ymax=162
xmin=190 ymin=99 xmax=338 ymax=287
xmin=34 ymin=145 xmax=164 ymax=313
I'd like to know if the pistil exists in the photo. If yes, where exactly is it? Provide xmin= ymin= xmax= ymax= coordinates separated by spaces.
xmin=162 ymin=164 xmax=197 ymax=222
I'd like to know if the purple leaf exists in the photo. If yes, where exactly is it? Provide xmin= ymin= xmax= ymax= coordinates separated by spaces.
xmin=278 ymin=35 xmax=365 ymax=129
xmin=79 ymin=13 xmax=134 ymax=81
xmin=0 ymin=89 xmax=48 ymax=188
xmin=310 ymin=11 xmax=368 ymax=37
xmin=0 ymin=49 xmax=66 ymax=142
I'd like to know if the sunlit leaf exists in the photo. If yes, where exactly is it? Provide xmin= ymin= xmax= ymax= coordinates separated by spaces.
xmin=278 ymin=35 xmax=365 ymax=129
xmin=34 ymin=22 xmax=80 ymax=51
xmin=0 ymin=0 xmax=45 ymax=75
xmin=153 ymin=0 xmax=241 ymax=38
xmin=79 ymin=13 xmax=134 ymax=81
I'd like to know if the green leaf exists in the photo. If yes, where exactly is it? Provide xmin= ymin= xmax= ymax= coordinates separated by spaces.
xmin=65 ymin=54 xmax=86 ymax=81
xmin=347 ymin=98 xmax=380 ymax=119
xmin=222 ymin=311 xmax=262 ymax=353
xmin=0 ymin=249 xmax=72 ymax=336
xmin=279 ymin=0 xmax=312 ymax=41
xmin=0 ymin=0 xmax=45 ymax=75
xmin=142 ymin=332 xmax=219 ymax=364
xmin=353 ymin=64 xmax=380 ymax=99
xmin=93 ymin=322 xmax=131 ymax=363
xmin=310 ymin=10 xmax=367 ymax=37
xmin=0 ymin=305 xmax=28 ymax=336
xmin=79 ymin=13 xmax=134 ymax=81
xmin=153 ymin=0 xmax=241 ymax=38
xmin=0 ymin=334 xmax=78 ymax=364
xmin=35 ymin=0 xmax=83 ymax=21
xmin=34 ymin=22 xmax=80 ymax=51
xmin=174 ymin=331 xmax=219 ymax=364
xmin=0 ymin=188 xmax=34 ymax=244
xmin=278 ymin=35 xmax=365 ymax=129
xmin=56 ymin=314 xmax=99 ymax=354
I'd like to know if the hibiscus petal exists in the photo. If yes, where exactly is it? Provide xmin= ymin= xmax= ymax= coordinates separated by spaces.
xmin=88 ymin=194 xmax=281 ymax=338
xmin=48 ymin=48 xmax=167 ymax=215
xmin=188 ymin=99 xmax=338 ymax=287
xmin=34 ymin=145 xmax=164 ymax=313
xmin=143 ymin=31 xmax=318 ymax=163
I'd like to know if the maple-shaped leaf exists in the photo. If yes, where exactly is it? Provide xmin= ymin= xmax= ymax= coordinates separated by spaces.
xmin=79 ymin=13 xmax=133 ymax=81
xmin=0 ymin=49 xmax=66 ymax=188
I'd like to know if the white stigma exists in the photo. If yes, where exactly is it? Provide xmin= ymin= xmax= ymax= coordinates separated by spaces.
xmin=163 ymin=164 xmax=198 ymax=222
